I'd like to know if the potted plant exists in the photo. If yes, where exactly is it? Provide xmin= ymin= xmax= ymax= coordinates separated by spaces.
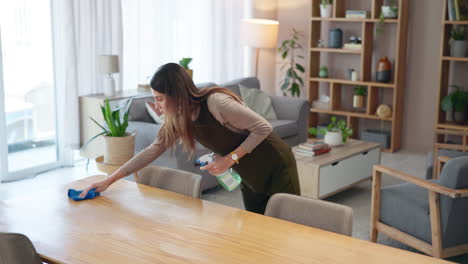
xmin=319 ymin=66 xmax=329 ymax=78
xmin=381 ymin=0 xmax=398 ymax=18
xmin=441 ymin=85 xmax=468 ymax=124
xmin=377 ymin=0 xmax=398 ymax=35
xmin=320 ymin=0 xmax=333 ymax=18
xmin=179 ymin=58 xmax=193 ymax=78
xmin=278 ymin=28 xmax=305 ymax=97
xmin=353 ymin=86 xmax=367 ymax=108
xmin=308 ymin=116 xmax=353 ymax=146
xmin=449 ymin=27 xmax=467 ymax=57
xmin=81 ymin=98 xmax=136 ymax=165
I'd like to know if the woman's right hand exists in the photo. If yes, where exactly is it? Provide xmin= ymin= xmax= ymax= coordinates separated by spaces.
xmin=79 ymin=178 xmax=112 ymax=198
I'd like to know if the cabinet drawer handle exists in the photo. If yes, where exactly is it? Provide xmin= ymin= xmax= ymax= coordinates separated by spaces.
xmin=331 ymin=161 xmax=340 ymax=166
xmin=362 ymin=151 xmax=368 ymax=155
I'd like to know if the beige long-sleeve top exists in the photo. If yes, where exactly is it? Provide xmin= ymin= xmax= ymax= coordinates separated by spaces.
xmin=118 ymin=92 xmax=273 ymax=176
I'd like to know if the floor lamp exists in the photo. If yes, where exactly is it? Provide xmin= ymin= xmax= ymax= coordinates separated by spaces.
xmin=241 ymin=19 xmax=279 ymax=77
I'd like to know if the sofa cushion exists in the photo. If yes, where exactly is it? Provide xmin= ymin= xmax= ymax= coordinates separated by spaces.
xmin=269 ymin=120 xmax=297 ymax=139
xmin=380 ymin=182 xmax=431 ymax=243
xmin=196 ymin=82 xmax=217 ymax=89
xmin=219 ymin=77 xmax=260 ymax=96
xmin=128 ymin=95 xmax=155 ymax=123
xmin=239 ymin=84 xmax=278 ymax=120
xmin=145 ymin=102 xmax=164 ymax=124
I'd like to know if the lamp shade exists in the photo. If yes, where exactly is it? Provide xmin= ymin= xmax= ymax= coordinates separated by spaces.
xmin=241 ymin=18 xmax=279 ymax=48
xmin=99 ymin=55 xmax=119 ymax=74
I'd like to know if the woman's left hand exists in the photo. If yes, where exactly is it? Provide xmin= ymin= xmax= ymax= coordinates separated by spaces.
xmin=200 ymin=155 xmax=235 ymax=176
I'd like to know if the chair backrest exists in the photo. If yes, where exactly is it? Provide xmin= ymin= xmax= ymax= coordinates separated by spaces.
xmin=265 ymin=193 xmax=353 ymax=236
xmin=438 ymin=156 xmax=468 ymax=248
xmin=137 ymin=166 xmax=203 ymax=198
xmin=0 ymin=233 xmax=42 ymax=264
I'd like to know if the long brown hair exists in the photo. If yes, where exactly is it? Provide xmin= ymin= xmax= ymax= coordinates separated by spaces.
xmin=150 ymin=62 xmax=242 ymax=154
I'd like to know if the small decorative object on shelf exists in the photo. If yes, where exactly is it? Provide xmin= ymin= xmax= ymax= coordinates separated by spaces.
xmin=344 ymin=36 xmax=362 ymax=50
xmin=348 ymin=68 xmax=355 ymax=80
xmin=381 ymin=0 xmax=398 ymax=19
xmin=312 ymin=95 xmax=330 ymax=110
xmin=329 ymin=28 xmax=343 ymax=48
xmin=317 ymin=39 xmax=325 ymax=48
xmin=308 ymin=116 xmax=353 ymax=146
xmin=320 ymin=0 xmax=333 ymax=18
xmin=351 ymin=70 xmax=359 ymax=81
xmin=440 ymin=85 xmax=468 ymax=124
xmin=376 ymin=104 xmax=392 ymax=118
xmin=353 ymin=86 xmax=367 ymax=108
xmin=376 ymin=56 xmax=392 ymax=83
xmin=179 ymin=58 xmax=193 ymax=78
xmin=345 ymin=10 xmax=367 ymax=19
xmin=138 ymin=84 xmax=151 ymax=91
xmin=449 ymin=26 xmax=467 ymax=57
xmin=319 ymin=66 xmax=329 ymax=78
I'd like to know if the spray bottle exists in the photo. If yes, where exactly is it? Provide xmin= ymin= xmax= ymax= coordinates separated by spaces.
xmin=195 ymin=153 xmax=242 ymax=191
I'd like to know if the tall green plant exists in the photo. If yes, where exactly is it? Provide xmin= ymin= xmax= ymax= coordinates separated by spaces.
xmin=81 ymin=98 xmax=133 ymax=152
xmin=278 ymin=28 xmax=305 ymax=97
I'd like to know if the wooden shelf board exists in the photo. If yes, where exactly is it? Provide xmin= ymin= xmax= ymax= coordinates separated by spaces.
xmin=310 ymin=78 xmax=395 ymax=88
xmin=437 ymin=122 xmax=468 ymax=131
xmin=310 ymin=108 xmax=393 ymax=121
xmin=311 ymin=17 xmax=398 ymax=23
xmin=444 ymin=20 xmax=468 ymax=25
xmin=442 ymin=56 xmax=468 ymax=62
xmin=311 ymin=48 xmax=362 ymax=54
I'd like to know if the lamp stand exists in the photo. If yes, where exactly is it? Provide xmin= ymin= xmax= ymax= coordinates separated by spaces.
xmin=254 ymin=48 xmax=260 ymax=77
xmin=103 ymin=73 xmax=116 ymax=97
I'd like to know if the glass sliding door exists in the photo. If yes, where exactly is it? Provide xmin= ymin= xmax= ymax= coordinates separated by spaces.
xmin=0 ymin=0 xmax=60 ymax=181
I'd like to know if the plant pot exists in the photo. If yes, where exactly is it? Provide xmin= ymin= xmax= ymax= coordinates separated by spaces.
xmin=381 ymin=6 xmax=397 ymax=18
xmin=104 ymin=132 xmax=136 ymax=165
xmin=319 ymin=68 xmax=329 ymax=78
xmin=324 ymin=131 xmax=343 ymax=146
xmin=451 ymin=40 xmax=468 ymax=57
xmin=185 ymin=69 xmax=193 ymax=78
xmin=353 ymin=95 xmax=365 ymax=108
xmin=320 ymin=4 xmax=332 ymax=18
xmin=452 ymin=110 xmax=468 ymax=125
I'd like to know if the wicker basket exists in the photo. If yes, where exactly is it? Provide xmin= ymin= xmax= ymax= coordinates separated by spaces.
xmin=103 ymin=132 xmax=136 ymax=165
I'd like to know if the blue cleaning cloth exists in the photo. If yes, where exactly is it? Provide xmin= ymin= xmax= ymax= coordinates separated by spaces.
xmin=67 ymin=188 xmax=100 ymax=201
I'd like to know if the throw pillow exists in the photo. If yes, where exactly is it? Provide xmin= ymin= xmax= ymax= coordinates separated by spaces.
xmin=145 ymin=101 xmax=165 ymax=124
xmin=239 ymin=84 xmax=278 ymax=120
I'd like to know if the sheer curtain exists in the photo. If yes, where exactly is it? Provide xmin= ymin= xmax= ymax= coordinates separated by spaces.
xmin=121 ymin=0 xmax=247 ymax=89
xmin=52 ymin=0 xmax=122 ymax=160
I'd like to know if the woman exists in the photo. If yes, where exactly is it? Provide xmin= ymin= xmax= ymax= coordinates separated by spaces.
xmin=81 ymin=63 xmax=300 ymax=214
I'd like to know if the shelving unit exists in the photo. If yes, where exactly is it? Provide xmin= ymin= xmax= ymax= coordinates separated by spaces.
xmin=433 ymin=1 xmax=468 ymax=159
xmin=307 ymin=0 xmax=409 ymax=152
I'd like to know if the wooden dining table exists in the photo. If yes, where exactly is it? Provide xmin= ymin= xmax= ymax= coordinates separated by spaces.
xmin=0 ymin=175 xmax=453 ymax=264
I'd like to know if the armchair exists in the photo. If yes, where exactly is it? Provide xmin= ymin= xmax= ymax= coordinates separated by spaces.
xmin=370 ymin=157 xmax=468 ymax=258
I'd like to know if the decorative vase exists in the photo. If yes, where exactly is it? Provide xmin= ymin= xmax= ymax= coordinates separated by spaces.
xmin=104 ymin=132 xmax=136 ymax=165
xmin=324 ymin=131 xmax=343 ymax=146
xmin=381 ymin=6 xmax=397 ymax=18
xmin=376 ymin=56 xmax=392 ymax=83
xmin=329 ymin=28 xmax=343 ymax=49
xmin=451 ymin=40 xmax=468 ymax=57
xmin=353 ymin=95 xmax=365 ymax=108
xmin=319 ymin=67 xmax=329 ymax=78
xmin=320 ymin=4 xmax=333 ymax=18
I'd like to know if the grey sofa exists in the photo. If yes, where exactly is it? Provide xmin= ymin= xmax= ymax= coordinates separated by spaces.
xmin=127 ymin=77 xmax=309 ymax=191
xmin=425 ymin=150 xmax=468 ymax=179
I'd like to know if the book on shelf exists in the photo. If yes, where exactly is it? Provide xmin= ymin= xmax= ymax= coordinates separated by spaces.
xmin=343 ymin=43 xmax=362 ymax=50
xmin=345 ymin=10 xmax=367 ymax=19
